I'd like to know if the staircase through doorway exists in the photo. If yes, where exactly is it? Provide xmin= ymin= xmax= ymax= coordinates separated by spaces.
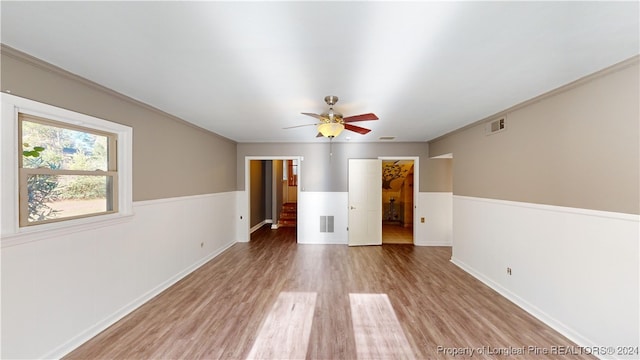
xmin=278 ymin=203 xmax=297 ymax=228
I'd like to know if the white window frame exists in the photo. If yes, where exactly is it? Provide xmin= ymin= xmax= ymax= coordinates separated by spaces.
xmin=1 ymin=93 xmax=133 ymax=245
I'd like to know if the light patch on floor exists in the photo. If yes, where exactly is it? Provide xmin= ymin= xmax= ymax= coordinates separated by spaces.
xmin=382 ymin=224 xmax=413 ymax=244
xmin=349 ymin=293 xmax=416 ymax=359
xmin=246 ymin=292 xmax=317 ymax=360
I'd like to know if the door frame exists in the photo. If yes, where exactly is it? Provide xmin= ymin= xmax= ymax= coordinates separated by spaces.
xmin=378 ymin=156 xmax=419 ymax=244
xmin=242 ymin=156 xmax=303 ymax=242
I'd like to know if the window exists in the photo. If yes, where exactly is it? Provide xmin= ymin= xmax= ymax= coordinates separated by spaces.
xmin=19 ymin=114 xmax=118 ymax=226
xmin=1 ymin=93 xmax=132 ymax=239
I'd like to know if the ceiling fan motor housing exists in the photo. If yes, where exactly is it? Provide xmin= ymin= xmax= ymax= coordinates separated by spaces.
xmin=324 ymin=95 xmax=339 ymax=106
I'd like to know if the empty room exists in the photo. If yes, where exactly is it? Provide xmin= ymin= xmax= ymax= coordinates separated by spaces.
xmin=1 ymin=2 xmax=638 ymax=359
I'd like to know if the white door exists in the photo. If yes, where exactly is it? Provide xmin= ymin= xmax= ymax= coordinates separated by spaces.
xmin=348 ymin=159 xmax=382 ymax=246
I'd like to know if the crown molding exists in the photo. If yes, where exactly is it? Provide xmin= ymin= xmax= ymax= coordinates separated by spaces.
xmin=428 ymin=55 xmax=640 ymax=144
xmin=0 ymin=44 xmax=236 ymax=144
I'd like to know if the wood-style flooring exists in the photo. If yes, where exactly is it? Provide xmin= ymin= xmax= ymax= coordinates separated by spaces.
xmin=65 ymin=226 xmax=594 ymax=359
xmin=382 ymin=223 xmax=413 ymax=244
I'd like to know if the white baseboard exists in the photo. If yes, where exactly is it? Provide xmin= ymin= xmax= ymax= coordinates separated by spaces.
xmin=450 ymin=257 xmax=595 ymax=352
xmin=416 ymin=241 xmax=452 ymax=247
xmin=2 ymin=192 xmax=240 ymax=359
xmin=451 ymin=195 xmax=639 ymax=359
xmin=250 ymin=220 xmax=271 ymax=233
xmin=45 ymin=240 xmax=235 ymax=359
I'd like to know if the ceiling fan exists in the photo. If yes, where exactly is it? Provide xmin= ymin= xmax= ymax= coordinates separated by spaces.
xmin=285 ymin=96 xmax=378 ymax=138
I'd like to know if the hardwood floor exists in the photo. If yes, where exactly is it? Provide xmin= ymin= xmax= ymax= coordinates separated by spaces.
xmin=65 ymin=226 xmax=594 ymax=359
xmin=382 ymin=223 xmax=413 ymax=244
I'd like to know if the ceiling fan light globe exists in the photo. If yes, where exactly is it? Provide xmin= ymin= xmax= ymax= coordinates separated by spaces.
xmin=318 ymin=122 xmax=344 ymax=138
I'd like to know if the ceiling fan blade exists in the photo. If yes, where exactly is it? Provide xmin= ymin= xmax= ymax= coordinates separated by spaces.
xmin=343 ymin=113 xmax=378 ymax=122
xmin=283 ymin=123 xmax=318 ymax=129
xmin=345 ymin=124 xmax=371 ymax=135
xmin=301 ymin=112 xmax=325 ymax=120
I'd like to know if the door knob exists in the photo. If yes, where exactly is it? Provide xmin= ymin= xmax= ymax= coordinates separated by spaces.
xmin=350 ymin=206 xmax=356 ymax=210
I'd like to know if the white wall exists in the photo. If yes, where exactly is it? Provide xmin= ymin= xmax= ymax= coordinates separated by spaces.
xmin=451 ymin=196 xmax=639 ymax=359
xmin=298 ymin=192 xmax=349 ymax=244
xmin=416 ymin=192 xmax=452 ymax=246
xmin=261 ymin=191 xmax=450 ymax=246
xmin=1 ymin=192 xmax=238 ymax=359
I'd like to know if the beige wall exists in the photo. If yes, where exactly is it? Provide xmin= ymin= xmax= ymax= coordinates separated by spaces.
xmin=237 ymin=142 xmax=431 ymax=192
xmin=424 ymin=159 xmax=452 ymax=192
xmin=1 ymin=46 xmax=237 ymax=201
xmin=429 ymin=57 xmax=639 ymax=214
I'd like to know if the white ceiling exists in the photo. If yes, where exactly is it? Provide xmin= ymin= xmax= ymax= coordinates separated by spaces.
xmin=1 ymin=1 xmax=638 ymax=143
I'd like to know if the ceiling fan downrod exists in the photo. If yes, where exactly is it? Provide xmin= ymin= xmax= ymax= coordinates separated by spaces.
xmin=323 ymin=96 xmax=341 ymax=123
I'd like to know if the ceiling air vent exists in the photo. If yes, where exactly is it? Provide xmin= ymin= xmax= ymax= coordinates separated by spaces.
xmin=485 ymin=117 xmax=506 ymax=135
xmin=379 ymin=136 xmax=396 ymax=141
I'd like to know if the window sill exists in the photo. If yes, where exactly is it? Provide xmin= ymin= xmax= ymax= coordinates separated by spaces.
xmin=1 ymin=212 xmax=134 ymax=248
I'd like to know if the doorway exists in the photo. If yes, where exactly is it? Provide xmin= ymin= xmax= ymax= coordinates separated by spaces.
xmin=380 ymin=159 xmax=415 ymax=244
xmin=244 ymin=156 xmax=302 ymax=242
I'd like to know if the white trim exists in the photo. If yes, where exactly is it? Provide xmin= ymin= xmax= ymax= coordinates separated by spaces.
xmin=451 ymin=195 xmax=639 ymax=358
xmin=133 ymin=192 xmax=230 ymax=207
xmin=243 ymin=156 xmax=303 ymax=242
xmin=429 ymin=153 xmax=453 ymax=159
xmin=1 ymin=93 xmax=133 ymax=239
xmin=1 ymin=213 xmax=134 ymax=248
xmin=1 ymin=44 xmax=228 ymax=140
xmin=250 ymin=220 xmax=269 ymax=234
xmin=454 ymin=195 xmax=639 ymax=221
xmin=421 ymin=241 xmax=451 ymax=246
xmin=43 ymin=240 xmax=236 ymax=360
xmin=450 ymin=257 xmax=595 ymax=353
xmin=427 ymin=56 xmax=639 ymax=144
xmin=0 ymin=194 xmax=236 ymax=248
xmin=2 ymin=191 xmax=239 ymax=358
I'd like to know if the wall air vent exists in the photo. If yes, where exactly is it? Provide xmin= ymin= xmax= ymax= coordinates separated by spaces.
xmin=320 ymin=216 xmax=334 ymax=233
xmin=485 ymin=117 xmax=506 ymax=135
xmin=379 ymin=136 xmax=396 ymax=141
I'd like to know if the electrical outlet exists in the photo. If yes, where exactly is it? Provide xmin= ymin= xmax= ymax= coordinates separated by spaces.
xmin=200 ymin=242 xmax=204 ymax=248
xmin=421 ymin=217 xmax=425 ymax=223
xmin=507 ymin=267 xmax=512 ymax=275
